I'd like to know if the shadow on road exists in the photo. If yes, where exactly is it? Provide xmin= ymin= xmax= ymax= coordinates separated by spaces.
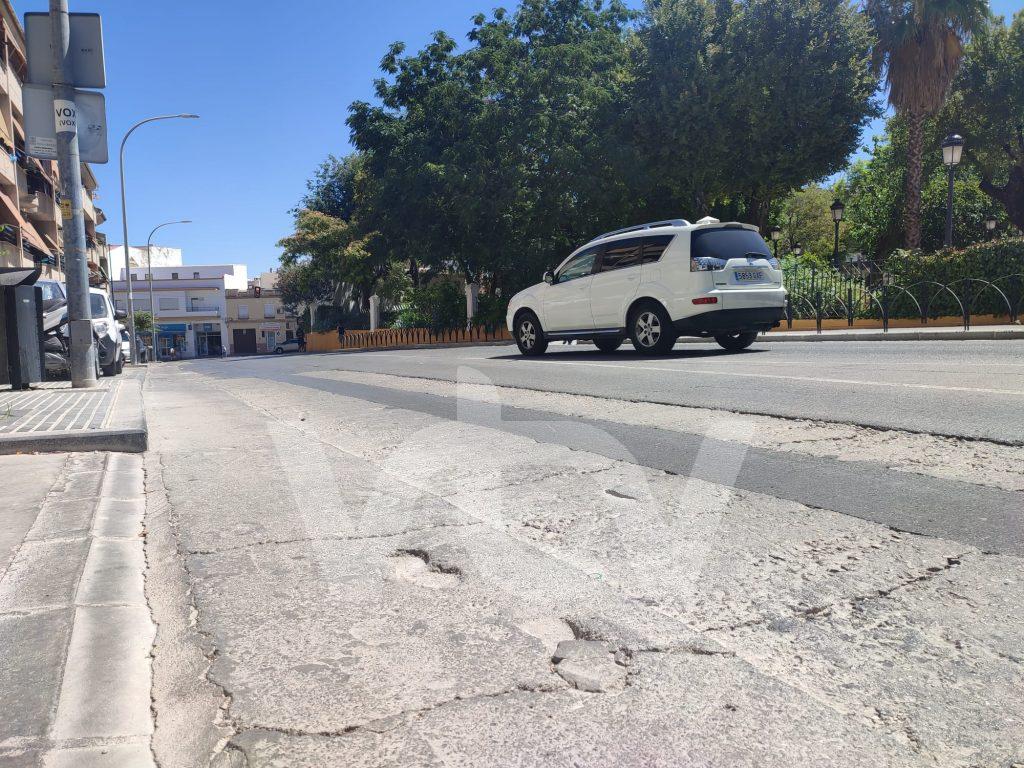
xmin=490 ymin=347 xmax=768 ymax=362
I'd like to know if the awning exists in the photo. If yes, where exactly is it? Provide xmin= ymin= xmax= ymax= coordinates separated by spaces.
xmin=0 ymin=192 xmax=52 ymax=256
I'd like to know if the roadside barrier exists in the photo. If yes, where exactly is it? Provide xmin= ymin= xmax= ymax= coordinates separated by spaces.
xmin=305 ymin=326 xmax=513 ymax=352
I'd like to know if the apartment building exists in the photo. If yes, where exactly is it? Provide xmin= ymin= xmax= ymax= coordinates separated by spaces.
xmin=112 ymin=264 xmax=248 ymax=360
xmin=225 ymin=276 xmax=298 ymax=355
xmin=0 ymin=2 xmax=108 ymax=284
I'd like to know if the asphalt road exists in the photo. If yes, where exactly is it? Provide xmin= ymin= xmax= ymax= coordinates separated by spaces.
xmin=199 ymin=339 xmax=1024 ymax=444
xmin=145 ymin=348 xmax=1024 ymax=767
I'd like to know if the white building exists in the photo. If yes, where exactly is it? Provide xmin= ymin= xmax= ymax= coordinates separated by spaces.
xmin=112 ymin=264 xmax=248 ymax=360
xmin=108 ymin=245 xmax=183 ymax=281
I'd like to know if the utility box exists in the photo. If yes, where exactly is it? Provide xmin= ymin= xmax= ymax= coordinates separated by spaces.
xmin=2 ymin=279 xmax=45 ymax=389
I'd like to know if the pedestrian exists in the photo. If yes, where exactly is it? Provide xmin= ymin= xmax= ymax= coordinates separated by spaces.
xmin=336 ymin=321 xmax=345 ymax=346
xmin=297 ymin=326 xmax=307 ymax=353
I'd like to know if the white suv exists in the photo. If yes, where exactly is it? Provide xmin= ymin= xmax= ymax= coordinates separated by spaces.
xmin=506 ymin=217 xmax=786 ymax=355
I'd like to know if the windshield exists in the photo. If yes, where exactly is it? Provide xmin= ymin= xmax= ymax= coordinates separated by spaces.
xmin=691 ymin=227 xmax=771 ymax=261
xmin=37 ymin=280 xmax=66 ymax=304
xmin=90 ymin=294 xmax=109 ymax=318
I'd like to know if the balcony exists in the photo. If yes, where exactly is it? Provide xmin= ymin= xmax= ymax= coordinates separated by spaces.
xmin=0 ymin=152 xmax=16 ymax=189
xmin=187 ymin=304 xmax=221 ymax=315
xmin=82 ymin=193 xmax=96 ymax=222
xmin=23 ymin=191 xmax=56 ymax=222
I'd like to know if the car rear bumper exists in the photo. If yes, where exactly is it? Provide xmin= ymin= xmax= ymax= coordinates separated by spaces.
xmin=673 ymin=306 xmax=785 ymax=336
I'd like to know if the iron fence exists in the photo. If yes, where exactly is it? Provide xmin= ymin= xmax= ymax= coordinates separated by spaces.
xmin=782 ymin=254 xmax=1024 ymax=332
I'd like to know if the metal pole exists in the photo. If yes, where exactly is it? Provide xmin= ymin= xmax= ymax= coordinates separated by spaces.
xmin=118 ymin=114 xmax=199 ymax=366
xmin=945 ymin=164 xmax=955 ymax=248
xmin=833 ymin=220 xmax=840 ymax=266
xmin=146 ymin=219 xmax=190 ymax=362
xmin=49 ymin=0 xmax=96 ymax=387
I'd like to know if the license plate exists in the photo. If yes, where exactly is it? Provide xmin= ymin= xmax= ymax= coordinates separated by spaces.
xmin=734 ymin=269 xmax=765 ymax=283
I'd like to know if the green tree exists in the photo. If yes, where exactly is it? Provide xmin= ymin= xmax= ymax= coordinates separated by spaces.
xmin=777 ymin=185 xmax=848 ymax=265
xmin=842 ymin=120 xmax=1002 ymax=258
xmin=132 ymin=311 xmax=154 ymax=333
xmin=629 ymin=0 xmax=878 ymax=228
xmin=865 ymin=0 xmax=989 ymax=248
xmin=940 ymin=11 xmax=1024 ymax=230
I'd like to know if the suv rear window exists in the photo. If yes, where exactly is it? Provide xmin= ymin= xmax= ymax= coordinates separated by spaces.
xmin=641 ymin=235 xmax=674 ymax=263
xmin=600 ymin=238 xmax=643 ymax=271
xmin=690 ymin=228 xmax=771 ymax=262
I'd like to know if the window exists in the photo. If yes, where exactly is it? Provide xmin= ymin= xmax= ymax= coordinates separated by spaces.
xmin=159 ymin=297 xmax=179 ymax=311
xmin=690 ymin=228 xmax=770 ymax=265
xmin=145 ymin=273 xmax=152 ymax=281
xmin=555 ymin=247 xmax=599 ymax=283
xmin=89 ymin=294 xmax=108 ymax=317
xmin=599 ymin=238 xmax=643 ymax=272
xmin=264 ymin=303 xmax=275 ymax=318
xmin=641 ymin=235 xmax=675 ymax=264
xmin=115 ymin=300 xmax=126 ymax=312
xmin=171 ymin=272 xmax=179 ymax=280
xmin=238 ymin=305 xmax=249 ymax=320
xmin=193 ymin=272 xmax=200 ymax=279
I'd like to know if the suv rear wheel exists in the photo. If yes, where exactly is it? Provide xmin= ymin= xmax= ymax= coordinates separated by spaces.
xmin=629 ymin=302 xmax=676 ymax=354
xmin=593 ymin=337 xmax=623 ymax=353
xmin=715 ymin=331 xmax=758 ymax=352
xmin=515 ymin=312 xmax=548 ymax=356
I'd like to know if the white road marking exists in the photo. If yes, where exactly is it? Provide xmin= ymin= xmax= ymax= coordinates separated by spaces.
xmin=459 ymin=357 xmax=1024 ymax=396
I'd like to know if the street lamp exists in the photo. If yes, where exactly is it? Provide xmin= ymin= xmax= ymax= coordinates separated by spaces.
xmin=119 ymin=114 xmax=200 ymax=365
xmin=146 ymin=219 xmax=192 ymax=361
xmin=941 ymin=133 xmax=965 ymax=248
xmin=769 ymin=225 xmax=782 ymax=259
xmin=830 ymin=199 xmax=845 ymax=266
xmin=792 ymin=243 xmax=803 ymax=258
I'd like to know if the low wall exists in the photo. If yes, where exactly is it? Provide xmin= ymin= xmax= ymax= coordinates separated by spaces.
xmin=303 ymin=314 xmax=1008 ymax=352
xmin=307 ymin=326 xmax=513 ymax=352
xmin=769 ymin=314 xmax=1011 ymax=332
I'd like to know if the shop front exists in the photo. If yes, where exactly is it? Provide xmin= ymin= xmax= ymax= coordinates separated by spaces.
xmin=156 ymin=323 xmax=188 ymax=361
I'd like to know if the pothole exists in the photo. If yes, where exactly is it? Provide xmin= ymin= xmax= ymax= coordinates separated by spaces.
xmin=390 ymin=549 xmax=461 ymax=589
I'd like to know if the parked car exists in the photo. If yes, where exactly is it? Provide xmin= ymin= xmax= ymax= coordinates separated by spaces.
xmin=90 ymin=288 xmax=126 ymax=375
xmin=506 ymin=217 xmax=786 ymax=355
xmin=273 ymin=337 xmax=303 ymax=354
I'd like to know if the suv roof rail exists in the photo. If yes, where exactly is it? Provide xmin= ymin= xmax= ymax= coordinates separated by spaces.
xmin=589 ymin=219 xmax=691 ymax=243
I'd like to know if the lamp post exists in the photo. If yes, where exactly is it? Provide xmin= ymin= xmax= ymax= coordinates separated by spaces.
xmin=769 ymin=225 xmax=782 ymax=259
xmin=984 ymin=215 xmax=997 ymax=240
xmin=146 ymin=219 xmax=192 ymax=362
xmin=119 ymin=114 xmax=200 ymax=366
xmin=792 ymin=243 xmax=803 ymax=258
xmin=830 ymin=199 xmax=845 ymax=266
xmin=941 ymin=134 xmax=965 ymax=248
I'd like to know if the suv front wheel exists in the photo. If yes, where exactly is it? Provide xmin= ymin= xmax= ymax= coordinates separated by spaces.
xmin=629 ymin=302 xmax=676 ymax=354
xmin=515 ymin=312 xmax=548 ymax=356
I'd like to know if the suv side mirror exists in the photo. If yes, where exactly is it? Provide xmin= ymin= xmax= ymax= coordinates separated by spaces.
xmin=543 ymin=270 xmax=554 ymax=284
xmin=114 ymin=309 xmax=128 ymax=320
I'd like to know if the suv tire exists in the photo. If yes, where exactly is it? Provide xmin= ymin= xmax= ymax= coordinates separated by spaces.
xmin=629 ymin=302 xmax=676 ymax=354
xmin=593 ymin=337 xmax=623 ymax=353
xmin=715 ymin=331 xmax=758 ymax=352
xmin=515 ymin=312 xmax=548 ymax=356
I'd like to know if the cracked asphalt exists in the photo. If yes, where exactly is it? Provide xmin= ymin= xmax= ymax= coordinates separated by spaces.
xmin=142 ymin=342 xmax=1024 ymax=767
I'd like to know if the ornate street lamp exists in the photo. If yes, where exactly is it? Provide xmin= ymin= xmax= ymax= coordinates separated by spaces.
xmin=769 ymin=225 xmax=782 ymax=260
xmin=941 ymin=134 xmax=965 ymax=248
xmin=830 ymin=199 xmax=845 ymax=265
xmin=792 ymin=243 xmax=803 ymax=258
xmin=984 ymin=215 xmax=998 ymax=240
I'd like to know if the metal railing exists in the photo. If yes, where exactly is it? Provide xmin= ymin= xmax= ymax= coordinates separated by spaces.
xmin=782 ymin=248 xmax=1024 ymax=332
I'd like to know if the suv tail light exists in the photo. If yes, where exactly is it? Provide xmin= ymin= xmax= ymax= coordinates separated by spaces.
xmin=691 ymin=256 xmax=727 ymax=272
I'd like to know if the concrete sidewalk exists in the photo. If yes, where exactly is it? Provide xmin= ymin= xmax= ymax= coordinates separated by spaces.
xmin=754 ymin=323 xmax=1024 ymax=342
xmin=0 ymin=451 xmax=154 ymax=767
xmin=0 ymin=368 xmax=148 ymax=455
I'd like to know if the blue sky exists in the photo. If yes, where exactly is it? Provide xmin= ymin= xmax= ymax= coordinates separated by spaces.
xmin=20 ymin=0 xmax=1022 ymax=273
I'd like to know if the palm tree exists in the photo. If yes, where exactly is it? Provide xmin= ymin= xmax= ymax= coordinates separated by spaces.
xmin=866 ymin=0 xmax=989 ymax=249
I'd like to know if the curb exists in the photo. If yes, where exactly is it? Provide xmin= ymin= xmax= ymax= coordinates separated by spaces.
xmin=678 ymin=328 xmax=1024 ymax=343
xmin=0 ymin=371 xmax=148 ymax=455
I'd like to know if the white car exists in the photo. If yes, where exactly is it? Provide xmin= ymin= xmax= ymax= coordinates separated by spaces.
xmin=506 ymin=217 xmax=786 ymax=355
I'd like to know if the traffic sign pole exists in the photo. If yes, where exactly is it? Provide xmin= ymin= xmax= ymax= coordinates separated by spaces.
xmin=49 ymin=0 xmax=96 ymax=388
